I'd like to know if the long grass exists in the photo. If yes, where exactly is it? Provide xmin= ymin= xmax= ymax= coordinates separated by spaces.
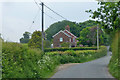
xmin=108 ymin=30 xmax=120 ymax=80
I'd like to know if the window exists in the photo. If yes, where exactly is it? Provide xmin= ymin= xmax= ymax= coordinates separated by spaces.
xmin=60 ymin=37 xmax=63 ymax=42
xmin=73 ymin=38 xmax=75 ymax=42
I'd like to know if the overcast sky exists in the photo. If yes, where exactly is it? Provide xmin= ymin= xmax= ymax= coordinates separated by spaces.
xmin=1 ymin=0 xmax=100 ymax=42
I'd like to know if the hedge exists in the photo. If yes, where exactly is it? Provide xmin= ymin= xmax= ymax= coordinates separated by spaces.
xmin=45 ymin=46 xmax=107 ymax=64
xmin=2 ymin=42 xmax=43 ymax=78
xmin=44 ymin=47 xmax=97 ymax=52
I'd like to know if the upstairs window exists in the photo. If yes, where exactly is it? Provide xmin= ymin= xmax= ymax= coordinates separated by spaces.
xmin=60 ymin=37 xmax=63 ymax=42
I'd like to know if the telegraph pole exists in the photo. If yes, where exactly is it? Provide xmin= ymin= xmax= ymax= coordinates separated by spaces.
xmin=97 ymin=24 xmax=99 ymax=50
xmin=41 ymin=2 xmax=44 ymax=52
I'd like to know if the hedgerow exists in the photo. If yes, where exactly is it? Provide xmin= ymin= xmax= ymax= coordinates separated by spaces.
xmin=108 ymin=31 xmax=120 ymax=80
xmin=2 ymin=42 xmax=43 ymax=78
xmin=2 ymin=42 xmax=107 ymax=78
xmin=44 ymin=47 xmax=97 ymax=52
xmin=45 ymin=46 xmax=107 ymax=64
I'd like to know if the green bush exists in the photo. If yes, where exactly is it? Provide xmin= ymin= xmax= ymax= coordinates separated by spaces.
xmin=46 ymin=46 xmax=107 ymax=64
xmin=61 ymin=42 xmax=70 ymax=47
xmin=44 ymin=47 xmax=97 ymax=52
xmin=2 ymin=42 xmax=43 ymax=78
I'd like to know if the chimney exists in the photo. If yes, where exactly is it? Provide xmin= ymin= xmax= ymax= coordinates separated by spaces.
xmin=65 ymin=25 xmax=70 ymax=31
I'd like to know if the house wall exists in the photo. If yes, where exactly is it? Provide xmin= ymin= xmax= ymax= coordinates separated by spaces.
xmin=64 ymin=30 xmax=77 ymax=47
xmin=71 ymin=38 xmax=77 ymax=47
xmin=53 ymin=32 xmax=70 ymax=48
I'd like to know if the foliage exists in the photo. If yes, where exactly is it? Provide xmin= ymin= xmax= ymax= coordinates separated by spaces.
xmin=2 ymin=42 xmax=43 ymax=78
xmin=86 ymin=2 xmax=120 ymax=34
xmin=2 ymin=42 xmax=107 ymax=78
xmin=87 ymin=2 xmax=120 ymax=79
xmin=20 ymin=32 xmax=30 ymax=43
xmin=45 ymin=46 xmax=107 ymax=64
xmin=37 ymin=55 xmax=60 ymax=78
xmin=61 ymin=42 xmax=70 ymax=47
xmin=108 ymin=30 xmax=120 ymax=80
xmin=43 ymin=40 xmax=51 ymax=48
xmin=45 ymin=20 xmax=97 ymax=41
xmin=44 ymin=47 xmax=97 ymax=52
xmin=77 ymin=26 xmax=109 ymax=46
xmin=28 ymin=31 xmax=42 ymax=49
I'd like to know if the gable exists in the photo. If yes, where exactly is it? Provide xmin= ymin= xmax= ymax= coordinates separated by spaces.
xmin=64 ymin=30 xmax=77 ymax=38
xmin=52 ymin=30 xmax=71 ymax=38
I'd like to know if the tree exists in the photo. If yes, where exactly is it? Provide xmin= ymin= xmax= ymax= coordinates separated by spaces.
xmin=28 ymin=31 xmax=42 ymax=49
xmin=43 ymin=40 xmax=51 ymax=48
xmin=77 ymin=26 xmax=109 ymax=46
xmin=78 ymin=27 xmax=92 ymax=46
xmin=23 ymin=32 xmax=30 ymax=39
xmin=20 ymin=32 xmax=30 ymax=43
xmin=86 ymin=2 xmax=120 ymax=34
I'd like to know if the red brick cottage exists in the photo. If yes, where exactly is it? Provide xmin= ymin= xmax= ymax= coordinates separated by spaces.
xmin=52 ymin=25 xmax=77 ymax=48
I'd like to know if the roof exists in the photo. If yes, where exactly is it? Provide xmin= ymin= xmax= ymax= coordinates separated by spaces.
xmin=64 ymin=30 xmax=77 ymax=38
xmin=52 ymin=30 xmax=72 ymax=38
xmin=52 ymin=29 xmax=77 ymax=38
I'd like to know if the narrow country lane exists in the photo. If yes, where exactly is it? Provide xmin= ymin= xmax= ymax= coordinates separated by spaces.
xmin=51 ymin=46 xmax=115 ymax=78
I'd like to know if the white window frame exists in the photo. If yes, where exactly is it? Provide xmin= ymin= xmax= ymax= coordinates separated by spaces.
xmin=60 ymin=37 xmax=63 ymax=42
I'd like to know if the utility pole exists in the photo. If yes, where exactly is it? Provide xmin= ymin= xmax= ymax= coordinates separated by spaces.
xmin=97 ymin=24 xmax=99 ymax=50
xmin=41 ymin=2 xmax=44 ymax=52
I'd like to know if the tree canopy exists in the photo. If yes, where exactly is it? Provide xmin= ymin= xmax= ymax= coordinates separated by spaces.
xmin=28 ymin=31 xmax=42 ymax=49
xmin=86 ymin=2 xmax=120 ymax=34
xmin=77 ymin=26 xmax=110 ymax=46
xmin=20 ymin=32 xmax=30 ymax=43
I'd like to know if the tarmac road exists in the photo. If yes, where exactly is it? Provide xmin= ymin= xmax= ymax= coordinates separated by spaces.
xmin=51 ymin=46 xmax=114 ymax=78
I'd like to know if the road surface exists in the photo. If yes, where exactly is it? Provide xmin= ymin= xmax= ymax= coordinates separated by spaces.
xmin=51 ymin=46 xmax=114 ymax=78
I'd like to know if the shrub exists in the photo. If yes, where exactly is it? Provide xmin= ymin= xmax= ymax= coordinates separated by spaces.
xmin=44 ymin=47 xmax=97 ymax=52
xmin=46 ymin=46 xmax=107 ymax=64
xmin=61 ymin=42 xmax=70 ymax=47
xmin=37 ymin=55 xmax=60 ymax=78
xmin=2 ymin=42 xmax=43 ymax=78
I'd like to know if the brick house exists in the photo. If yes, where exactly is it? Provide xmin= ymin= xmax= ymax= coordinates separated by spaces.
xmin=52 ymin=25 xmax=77 ymax=48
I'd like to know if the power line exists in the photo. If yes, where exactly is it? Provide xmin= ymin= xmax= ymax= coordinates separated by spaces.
xmin=38 ymin=0 xmax=67 ymax=20
xmin=44 ymin=4 xmax=68 ymax=20
xmin=44 ymin=13 xmax=58 ymax=21
xmin=29 ymin=9 xmax=40 ymax=29
xmin=34 ymin=0 xmax=58 ymax=21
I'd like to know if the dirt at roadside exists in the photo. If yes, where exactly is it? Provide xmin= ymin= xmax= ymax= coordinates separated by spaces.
xmin=56 ymin=63 xmax=80 ymax=71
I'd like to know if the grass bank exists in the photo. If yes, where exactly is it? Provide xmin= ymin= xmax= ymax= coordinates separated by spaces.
xmin=108 ymin=30 xmax=120 ymax=80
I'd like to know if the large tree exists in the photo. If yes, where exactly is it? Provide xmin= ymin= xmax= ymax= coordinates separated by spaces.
xmin=86 ymin=2 xmax=120 ymax=34
xmin=28 ymin=31 xmax=42 ymax=49
xmin=77 ymin=26 xmax=109 ymax=46
xmin=20 ymin=32 xmax=30 ymax=43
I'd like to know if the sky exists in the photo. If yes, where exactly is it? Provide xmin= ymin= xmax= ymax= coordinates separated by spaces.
xmin=1 ymin=0 xmax=100 ymax=42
